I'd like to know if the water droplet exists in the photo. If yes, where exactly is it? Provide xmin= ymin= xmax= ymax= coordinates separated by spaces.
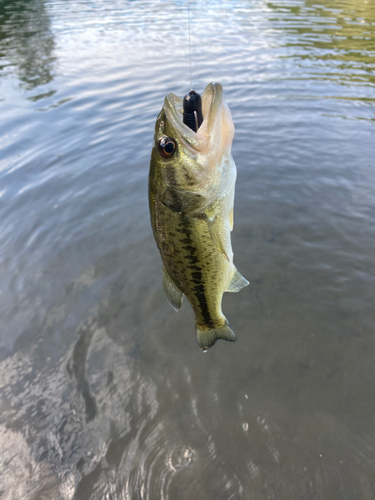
xmin=202 ymin=348 xmax=207 ymax=353
xmin=242 ymin=422 xmax=249 ymax=432
xmin=245 ymin=394 xmax=248 ymax=399
xmin=168 ymin=447 xmax=193 ymax=471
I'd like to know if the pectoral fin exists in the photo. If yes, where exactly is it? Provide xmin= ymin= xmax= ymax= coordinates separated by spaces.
xmin=204 ymin=215 xmax=229 ymax=262
xmin=229 ymin=208 xmax=234 ymax=231
xmin=163 ymin=267 xmax=184 ymax=311
xmin=226 ymin=267 xmax=249 ymax=292
xmin=162 ymin=188 xmax=206 ymax=214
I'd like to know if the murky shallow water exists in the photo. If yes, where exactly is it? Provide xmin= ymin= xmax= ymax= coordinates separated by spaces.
xmin=1 ymin=0 xmax=375 ymax=498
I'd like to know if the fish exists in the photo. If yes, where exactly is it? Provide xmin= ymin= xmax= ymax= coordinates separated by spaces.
xmin=148 ymin=82 xmax=249 ymax=350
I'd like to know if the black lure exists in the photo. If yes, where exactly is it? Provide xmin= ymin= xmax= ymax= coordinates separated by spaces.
xmin=183 ymin=90 xmax=203 ymax=132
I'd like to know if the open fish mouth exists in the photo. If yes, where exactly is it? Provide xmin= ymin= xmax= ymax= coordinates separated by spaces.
xmin=163 ymin=82 xmax=229 ymax=152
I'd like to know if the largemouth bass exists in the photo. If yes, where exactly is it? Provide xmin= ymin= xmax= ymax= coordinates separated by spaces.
xmin=149 ymin=82 xmax=248 ymax=350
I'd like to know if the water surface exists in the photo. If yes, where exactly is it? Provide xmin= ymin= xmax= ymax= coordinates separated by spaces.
xmin=1 ymin=0 xmax=375 ymax=498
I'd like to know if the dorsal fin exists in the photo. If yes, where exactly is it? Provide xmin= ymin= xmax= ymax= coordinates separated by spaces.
xmin=163 ymin=267 xmax=184 ymax=311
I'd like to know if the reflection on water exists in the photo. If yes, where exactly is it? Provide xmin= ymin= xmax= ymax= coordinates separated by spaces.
xmin=268 ymin=0 xmax=375 ymax=89
xmin=0 ymin=0 xmax=375 ymax=499
xmin=0 ymin=0 xmax=55 ymax=94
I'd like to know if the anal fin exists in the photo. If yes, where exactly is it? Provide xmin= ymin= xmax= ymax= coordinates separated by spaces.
xmin=226 ymin=267 xmax=249 ymax=292
xmin=163 ymin=267 xmax=184 ymax=311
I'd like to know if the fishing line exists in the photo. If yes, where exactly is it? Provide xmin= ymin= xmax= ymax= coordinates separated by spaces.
xmin=187 ymin=0 xmax=192 ymax=89
xmin=183 ymin=0 xmax=203 ymax=133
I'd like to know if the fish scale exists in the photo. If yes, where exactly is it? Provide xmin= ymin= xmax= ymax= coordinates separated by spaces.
xmin=160 ymin=209 xmax=224 ymax=329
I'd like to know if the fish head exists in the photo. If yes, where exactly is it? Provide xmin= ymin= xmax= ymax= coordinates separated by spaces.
xmin=150 ymin=82 xmax=236 ymax=214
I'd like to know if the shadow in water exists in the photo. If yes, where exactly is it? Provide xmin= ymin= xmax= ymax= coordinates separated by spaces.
xmin=67 ymin=321 xmax=97 ymax=423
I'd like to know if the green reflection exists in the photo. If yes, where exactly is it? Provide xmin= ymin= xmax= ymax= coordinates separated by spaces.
xmin=0 ymin=0 xmax=55 ymax=90
xmin=267 ymin=0 xmax=375 ymax=87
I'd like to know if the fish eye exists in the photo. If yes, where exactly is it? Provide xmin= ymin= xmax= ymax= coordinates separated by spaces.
xmin=158 ymin=135 xmax=176 ymax=158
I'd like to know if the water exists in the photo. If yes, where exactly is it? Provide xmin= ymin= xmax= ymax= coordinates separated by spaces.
xmin=1 ymin=0 xmax=374 ymax=498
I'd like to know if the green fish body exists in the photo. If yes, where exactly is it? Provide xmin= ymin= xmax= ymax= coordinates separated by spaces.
xmin=149 ymin=83 xmax=248 ymax=350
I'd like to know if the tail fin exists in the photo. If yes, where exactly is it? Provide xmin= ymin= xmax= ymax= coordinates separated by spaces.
xmin=196 ymin=319 xmax=237 ymax=351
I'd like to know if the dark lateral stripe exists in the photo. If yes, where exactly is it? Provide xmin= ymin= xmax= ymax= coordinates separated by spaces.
xmin=180 ymin=216 xmax=214 ymax=328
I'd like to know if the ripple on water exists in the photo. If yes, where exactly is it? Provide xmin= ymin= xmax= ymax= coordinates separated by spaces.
xmin=1 ymin=0 xmax=375 ymax=498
